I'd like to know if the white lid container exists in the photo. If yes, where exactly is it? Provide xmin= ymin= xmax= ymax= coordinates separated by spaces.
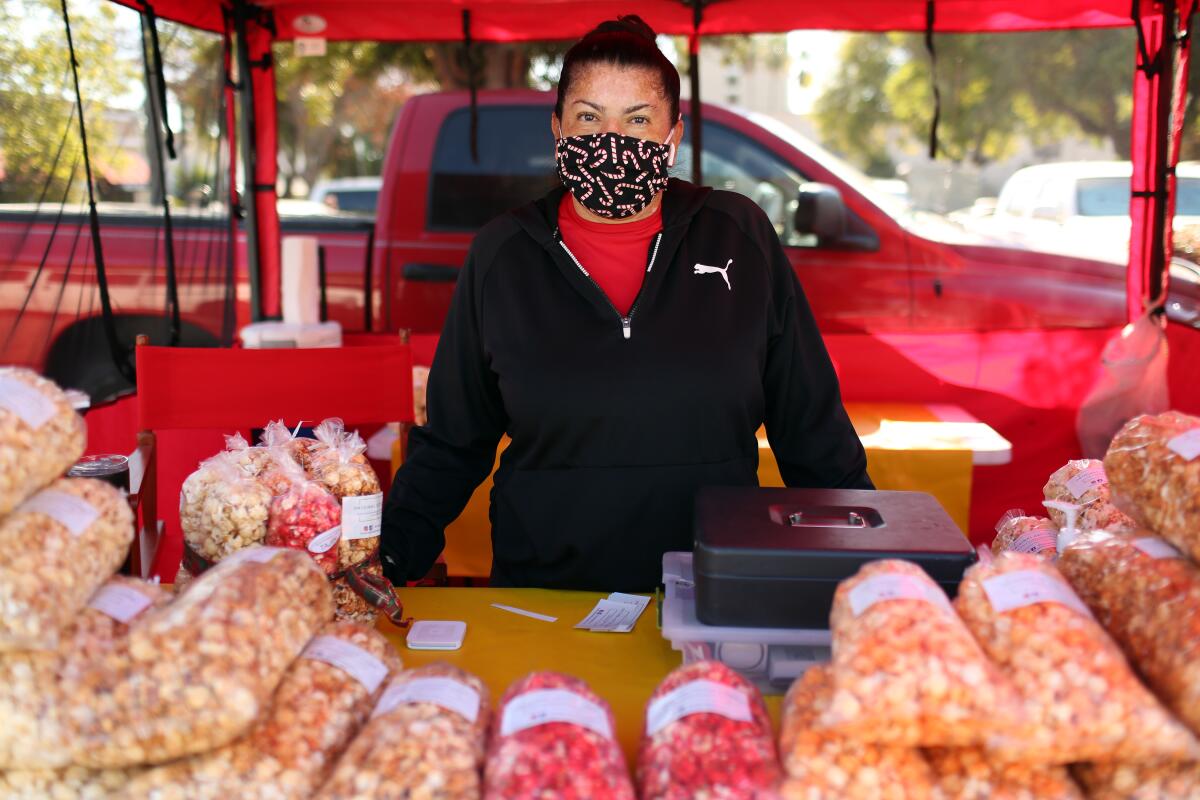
xmin=239 ymin=320 xmax=342 ymax=349
xmin=661 ymin=551 xmax=830 ymax=694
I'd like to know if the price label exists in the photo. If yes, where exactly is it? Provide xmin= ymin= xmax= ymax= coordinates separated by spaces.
xmin=19 ymin=490 xmax=98 ymax=535
xmin=1167 ymin=428 xmax=1200 ymax=462
xmin=373 ymin=677 xmax=481 ymax=723
xmin=308 ymin=526 xmax=341 ymax=554
xmin=1065 ymin=463 xmax=1108 ymax=499
xmin=1132 ymin=537 xmax=1182 ymax=560
xmin=343 ymin=493 xmax=382 ymax=540
xmin=848 ymin=573 xmax=953 ymax=617
xmin=500 ymin=689 xmax=612 ymax=739
xmin=88 ymin=582 xmax=154 ymax=623
xmin=982 ymin=570 xmax=1092 ymax=618
xmin=0 ymin=375 xmax=55 ymax=429
xmin=303 ymin=636 xmax=388 ymax=693
xmin=645 ymin=679 xmax=752 ymax=735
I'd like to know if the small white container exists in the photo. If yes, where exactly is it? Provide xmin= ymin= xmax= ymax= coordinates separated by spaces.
xmin=661 ymin=551 xmax=830 ymax=694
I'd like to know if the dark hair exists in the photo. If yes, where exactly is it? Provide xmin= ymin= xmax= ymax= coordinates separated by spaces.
xmin=555 ymin=15 xmax=681 ymax=122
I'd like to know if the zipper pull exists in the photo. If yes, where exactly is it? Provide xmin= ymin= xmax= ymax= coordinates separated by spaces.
xmin=621 ymin=318 xmax=631 ymax=340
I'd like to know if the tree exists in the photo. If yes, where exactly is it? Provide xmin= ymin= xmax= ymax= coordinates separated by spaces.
xmin=0 ymin=0 xmax=137 ymax=203
xmin=811 ymin=29 xmax=1191 ymax=171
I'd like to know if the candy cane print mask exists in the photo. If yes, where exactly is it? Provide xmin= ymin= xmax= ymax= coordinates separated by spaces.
xmin=555 ymin=129 xmax=676 ymax=219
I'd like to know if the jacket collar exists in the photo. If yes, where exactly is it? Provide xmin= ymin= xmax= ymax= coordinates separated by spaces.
xmin=512 ymin=178 xmax=713 ymax=249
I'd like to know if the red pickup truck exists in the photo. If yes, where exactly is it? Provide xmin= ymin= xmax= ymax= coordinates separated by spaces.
xmin=4 ymin=89 xmax=1199 ymax=540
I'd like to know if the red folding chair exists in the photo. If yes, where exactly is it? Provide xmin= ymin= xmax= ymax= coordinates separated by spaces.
xmin=129 ymin=337 xmax=413 ymax=579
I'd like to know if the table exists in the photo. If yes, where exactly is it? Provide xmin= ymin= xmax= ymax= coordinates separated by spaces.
xmin=378 ymin=587 xmax=775 ymax=767
xmin=433 ymin=403 xmax=1008 ymax=577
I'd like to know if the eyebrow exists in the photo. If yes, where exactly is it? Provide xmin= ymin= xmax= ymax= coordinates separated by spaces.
xmin=573 ymin=100 xmax=657 ymax=114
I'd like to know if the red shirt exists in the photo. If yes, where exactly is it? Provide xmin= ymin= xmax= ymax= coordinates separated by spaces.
xmin=558 ymin=193 xmax=662 ymax=316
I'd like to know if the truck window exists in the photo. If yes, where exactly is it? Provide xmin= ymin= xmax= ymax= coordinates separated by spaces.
xmin=428 ymin=107 xmax=560 ymax=231
xmin=673 ymin=120 xmax=815 ymax=247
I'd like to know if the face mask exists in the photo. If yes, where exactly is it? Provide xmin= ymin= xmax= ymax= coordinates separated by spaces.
xmin=555 ymin=130 xmax=676 ymax=220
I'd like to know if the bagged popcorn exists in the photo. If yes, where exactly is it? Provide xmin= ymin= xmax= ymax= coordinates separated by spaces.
xmin=0 ymin=368 xmax=86 ymax=516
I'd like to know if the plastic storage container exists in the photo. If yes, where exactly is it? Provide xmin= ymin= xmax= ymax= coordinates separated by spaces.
xmin=694 ymin=487 xmax=976 ymax=629
xmin=661 ymin=551 xmax=830 ymax=694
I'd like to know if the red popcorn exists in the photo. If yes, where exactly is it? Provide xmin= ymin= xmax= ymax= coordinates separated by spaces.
xmin=484 ymin=671 xmax=635 ymax=800
xmin=637 ymin=661 xmax=781 ymax=800
xmin=266 ymin=457 xmax=342 ymax=574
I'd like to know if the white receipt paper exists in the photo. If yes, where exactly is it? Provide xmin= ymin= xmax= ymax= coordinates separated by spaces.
xmin=19 ymin=490 xmax=98 ymax=536
xmin=1167 ymin=428 xmax=1200 ymax=462
xmin=1065 ymin=463 xmax=1108 ymax=499
xmin=373 ymin=676 xmax=481 ymax=722
xmin=575 ymin=592 xmax=651 ymax=633
xmin=0 ymin=375 xmax=56 ymax=429
xmin=303 ymin=635 xmax=389 ymax=693
xmin=848 ymin=573 xmax=953 ymax=617
xmin=500 ymin=688 xmax=612 ymax=739
xmin=88 ymin=582 xmax=154 ymax=623
xmin=982 ymin=570 xmax=1092 ymax=618
xmin=342 ymin=493 xmax=383 ymax=540
xmin=645 ymin=679 xmax=753 ymax=736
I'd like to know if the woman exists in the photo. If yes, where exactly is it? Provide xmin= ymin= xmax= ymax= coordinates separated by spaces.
xmin=382 ymin=16 xmax=870 ymax=592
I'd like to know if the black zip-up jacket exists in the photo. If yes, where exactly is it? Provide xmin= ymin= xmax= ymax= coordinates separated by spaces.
xmin=382 ymin=179 xmax=871 ymax=592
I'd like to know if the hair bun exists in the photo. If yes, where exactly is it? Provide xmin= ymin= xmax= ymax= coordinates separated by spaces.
xmin=590 ymin=14 xmax=658 ymax=42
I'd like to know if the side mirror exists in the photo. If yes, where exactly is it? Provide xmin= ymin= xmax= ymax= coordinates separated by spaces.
xmin=794 ymin=183 xmax=847 ymax=240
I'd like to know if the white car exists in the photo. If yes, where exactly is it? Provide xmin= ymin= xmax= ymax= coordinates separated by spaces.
xmin=308 ymin=176 xmax=382 ymax=214
xmin=971 ymin=161 xmax=1200 ymax=265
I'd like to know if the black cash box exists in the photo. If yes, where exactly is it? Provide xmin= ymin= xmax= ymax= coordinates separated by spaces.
xmin=693 ymin=486 xmax=977 ymax=629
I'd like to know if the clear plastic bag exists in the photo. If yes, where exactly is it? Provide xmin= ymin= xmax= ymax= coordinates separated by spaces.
xmin=991 ymin=510 xmax=1058 ymax=557
xmin=0 ymin=368 xmax=86 ymax=517
xmin=1059 ymin=529 xmax=1200 ymax=736
xmin=1076 ymin=313 xmax=1170 ymax=459
xmin=1104 ymin=411 xmax=1200 ymax=562
xmin=821 ymin=559 xmax=1023 ymax=747
xmin=0 ymin=576 xmax=169 ymax=770
xmin=925 ymin=747 xmax=1083 ymax=799
xmin=1042 ymin=459 xmax=1136 ymax=532
xmin=308 ymin=419 xmax=388 ymax=624
xmin=485 ymin=671 xmax=635 ymax=800
xmin=317 ymin=662 xmax=490 ymax=800
xmin=953 ymin=551 xmax=1199 ymax=764
xmin=779 ymin=664 xmax=938 ymax=800
xmin=637 ymin=660 xmax=780 ymax=800
xmin=1073 ymin=761 xmax=1200 ymax=800
xmin=180 ymin=445 xmax=272 ymax=570
xmin=63 ymin=546 xmax=334 ymax=768
xmin=265 ymin=454 xmax=342 ymax=575
xmin=126 ymin=619 xmax=400 ymax=799
xmin=0 ymin=765 xmax=137 ymax=799
xmin=0 ymin=477 xmax=134 ymax=652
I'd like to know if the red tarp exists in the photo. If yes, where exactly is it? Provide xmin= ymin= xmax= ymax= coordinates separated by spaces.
xmin=116 ymin=0 xmax=1132 ymax=39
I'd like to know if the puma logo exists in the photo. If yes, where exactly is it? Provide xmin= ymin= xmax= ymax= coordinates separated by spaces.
xmin=693 ymin=259 xmax=733 ymax=290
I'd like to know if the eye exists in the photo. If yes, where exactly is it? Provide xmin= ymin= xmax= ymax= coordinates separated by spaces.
xmin=629 ymin=116 xmax=650 ymax=125
xmin=577 ymin=112 xmax=598 ymax=122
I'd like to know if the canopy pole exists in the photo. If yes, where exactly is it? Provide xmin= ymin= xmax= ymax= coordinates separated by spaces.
xmin=924 ymin=0 xmax=941 ymax=159
xmin=232 ymin=0 xmax=263 ymax=322
xmin=221 ymin=10 xmax=239 ymax=344
xmin=463 ymin=10 xmax=479 ymax=163
xmin=1128 ymin=0 xmax=1177 ymax=321
xmin=689 ymin=0 xmax=703 ymax=187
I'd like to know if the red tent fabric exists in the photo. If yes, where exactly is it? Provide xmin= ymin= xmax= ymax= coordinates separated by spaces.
xmin=116 ymin=1 xmax=1132 ymax=39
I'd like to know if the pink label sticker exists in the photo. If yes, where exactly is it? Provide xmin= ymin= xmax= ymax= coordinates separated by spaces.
xmin=88 ymin=582 xmax=154 ymax=623
xmin=19 ymin=489 xmax=98 ymax=535
xmin=1132 ymin=537 xmax=1182 ymax=560
xmin=0 ymin=375 xmax=55 ymax=429
xmin=1167 ymin=428 xmax=1200 ymax=462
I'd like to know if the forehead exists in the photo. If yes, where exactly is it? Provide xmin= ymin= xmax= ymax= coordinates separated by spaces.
xmin=563 ymin=62 xmax=666 ymax=107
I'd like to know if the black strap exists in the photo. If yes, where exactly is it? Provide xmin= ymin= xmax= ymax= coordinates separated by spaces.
xmin=140 ymin=2 xmax=176 ymax=159
xmin=60 ymin=0 xmax=133 ymax=383
xmin=138 ymin=6 xmax=181 ymax=347
xmin=462 ymin=10 xmax=479 ymax=163
xmin=925 ymin=0 xmax=941 ymax=160
xmin=690 ymin=0 xmax=704 ymax=186
xmin=1132 ymin=0 xmax=1162 ymax=77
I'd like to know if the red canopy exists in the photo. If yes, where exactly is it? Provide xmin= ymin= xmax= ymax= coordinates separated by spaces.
xmin=117 ymin=0 xmax=1133 ymax=39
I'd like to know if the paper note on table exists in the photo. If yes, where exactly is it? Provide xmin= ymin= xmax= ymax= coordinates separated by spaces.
xmin=490 ymin=603 xmax=558 ymax=623
xmin=575 ymin=593 xmax=651 ymax=633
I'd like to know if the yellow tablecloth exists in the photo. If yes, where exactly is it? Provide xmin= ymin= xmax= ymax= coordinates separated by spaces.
xmin=422 ymin=403 xmax=976 ymax=579
xmin=378 ymin=587 xmax=776 ymax=768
